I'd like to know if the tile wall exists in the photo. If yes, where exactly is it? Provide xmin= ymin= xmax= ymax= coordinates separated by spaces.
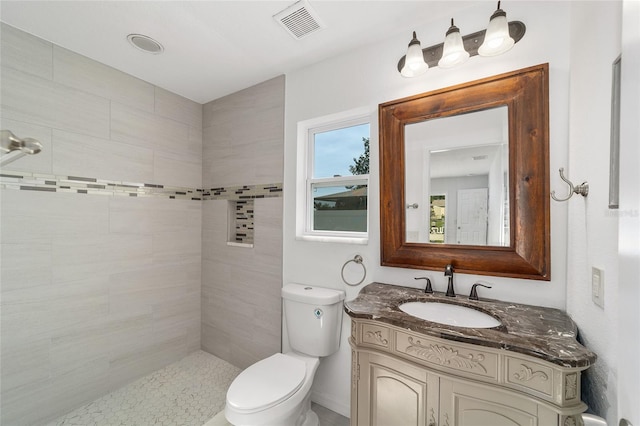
xmin=201 ymin=76 xmax=285 ymax=369
xmin=0 ymin=23 xmax=203 ymax=425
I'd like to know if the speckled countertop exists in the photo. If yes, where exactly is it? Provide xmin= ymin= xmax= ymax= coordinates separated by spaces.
xmin=344 ymin=282 xmax=596 ymax=368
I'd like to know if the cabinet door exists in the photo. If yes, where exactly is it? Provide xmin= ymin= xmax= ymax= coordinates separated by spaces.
xmin=357 ymin=351 xmax=438 ymax=426
xmin=439 ymin=377 xmax=557 ymax=426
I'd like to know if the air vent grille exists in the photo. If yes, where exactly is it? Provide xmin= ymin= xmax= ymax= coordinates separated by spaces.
xmin=274 ymin=1 xmax=324 ymax=39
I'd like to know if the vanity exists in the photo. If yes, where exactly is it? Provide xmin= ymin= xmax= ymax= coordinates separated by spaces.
xmin=345 ymin=283 xmax=596 ymax=426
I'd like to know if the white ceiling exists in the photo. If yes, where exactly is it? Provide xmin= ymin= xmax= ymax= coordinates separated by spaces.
xmin=0 ymin=1 xmax=475 ymax=104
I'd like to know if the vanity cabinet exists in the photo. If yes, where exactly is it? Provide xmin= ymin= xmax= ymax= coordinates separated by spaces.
xmin=356 ymin=350 xmax=438 ymax=426
xmin=350 ymin=319 xmax=588 ymax=426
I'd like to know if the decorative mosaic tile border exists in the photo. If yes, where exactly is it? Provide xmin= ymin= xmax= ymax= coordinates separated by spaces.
xmin=232 ymin=200 xmax=254 ymax=245
xmin=0 ymin=171 xmax=282 ymax=201
xmin=202 ymin=184 xmax=282 ymax=201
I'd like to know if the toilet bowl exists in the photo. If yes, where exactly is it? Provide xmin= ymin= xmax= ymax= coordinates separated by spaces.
xmin=225 ymin=352 xmax=320 ymax=426
xmin=224 ymin=284 xmax=345 ymax=426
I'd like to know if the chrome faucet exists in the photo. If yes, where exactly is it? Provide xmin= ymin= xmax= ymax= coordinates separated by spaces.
xmin=414 ymin=277 xmax=433 ymax=294
xmin=444 ymin=264 xmax=455 ymax=297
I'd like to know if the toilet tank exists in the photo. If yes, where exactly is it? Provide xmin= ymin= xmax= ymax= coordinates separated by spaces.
xmin=282 ymin=284 xmax=346 ymax=357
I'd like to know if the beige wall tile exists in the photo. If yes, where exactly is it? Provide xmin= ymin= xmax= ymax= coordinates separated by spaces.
xmin=202 ymin=76 xmax=284 ymax=187
xmin=1 ymin=377 xmax=52 ymax=425
xmin=53 ymin=46 xmax=155 ymax=113
xmin=53 ymin=129 xmax=154 ymax=183
xmin=51 ymin=234 xmax=153 ymax=284
xmin=108 ymin=335 xmax=188 ymax=390
xmin=203 ymin=75 xmax=285 ymax=128
xmin=0 ymin=242 xmax=52 ymax=291
xmin=1 ymin=66 xmax=110 ymax=139
xmin=153 ymin=229 xmax=202 ymax=265
xmin=0 ymin=190 xmax=110 ymax=244
xmin=154 ymin=148 xmax=202 ymax=188
xmin=200 ymin=75 xmax=284 ymax=368
xmin=155 ymin=86 xmax=203 ymax=129
xmin=1 ymin=23 xmax=53 ymax=80
xmin=111 ymin=102 xmax=194 ymax=153
xmin=45 ymin=357 xmax=111 ymax=422
xmin=1 ymin=26 xmax=204 ymax=424
xmin=109 ymin=197 xmax=201 ymax=235
xmin=0 ymin=338 xmax=50 ymax=392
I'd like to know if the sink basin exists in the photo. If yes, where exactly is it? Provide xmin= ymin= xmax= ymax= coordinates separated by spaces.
xmin=398 ymin=302 xmax=501 ymax=328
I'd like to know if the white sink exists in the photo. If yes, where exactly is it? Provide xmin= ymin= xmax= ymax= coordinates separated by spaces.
xmin=399 ymin=301 xmax=501 ymax=328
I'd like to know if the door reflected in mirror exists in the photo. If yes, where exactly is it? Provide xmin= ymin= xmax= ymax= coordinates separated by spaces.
xmin=405 ymin=106 xmax=509 ymax=246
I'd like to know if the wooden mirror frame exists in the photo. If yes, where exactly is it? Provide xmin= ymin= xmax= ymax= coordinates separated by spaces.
xmin=379 ymin=64 xmax=550 ymax=280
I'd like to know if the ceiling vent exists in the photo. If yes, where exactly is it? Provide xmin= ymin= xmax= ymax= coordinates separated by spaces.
xmin=274 ymin=0 xmax=325 ymax=40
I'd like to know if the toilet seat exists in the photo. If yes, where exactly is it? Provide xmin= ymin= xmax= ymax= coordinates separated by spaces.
xmin=226 ymin=353 xmax=306 ymax=413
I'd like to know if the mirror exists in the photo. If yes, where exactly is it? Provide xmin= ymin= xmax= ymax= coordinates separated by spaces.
xmin=405 ymin=107 xmax=509 ymax=246
xmin=379 ymin=64 xmax=550 ymax=280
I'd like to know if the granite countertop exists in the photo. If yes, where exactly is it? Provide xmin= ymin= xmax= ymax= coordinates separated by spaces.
xmin=344 ymin=282 xmax=597 ymax=368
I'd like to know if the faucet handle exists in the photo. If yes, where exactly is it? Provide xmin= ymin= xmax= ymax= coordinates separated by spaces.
xmin=469 ymin=283 xmax=492 ymax=300
xmin=414 ymin=277 xmax=433 ymax=293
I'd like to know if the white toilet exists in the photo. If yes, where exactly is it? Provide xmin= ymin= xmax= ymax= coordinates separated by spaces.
xmin=224 ymin=283 xmax=345 ymax=426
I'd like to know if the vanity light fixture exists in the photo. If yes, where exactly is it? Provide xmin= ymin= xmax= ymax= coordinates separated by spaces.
xmin=397 ymin=2 xmax=525 ymax=77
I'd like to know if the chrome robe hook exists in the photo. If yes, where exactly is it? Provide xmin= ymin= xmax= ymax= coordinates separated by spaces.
xmin=551 ymin=167 xmax=589 ymax=202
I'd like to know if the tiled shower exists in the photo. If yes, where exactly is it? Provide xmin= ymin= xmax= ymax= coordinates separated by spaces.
xmin=0 ymin=23 xmax=284 ymax=425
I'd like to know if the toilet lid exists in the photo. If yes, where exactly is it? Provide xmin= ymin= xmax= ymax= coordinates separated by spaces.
xmin=226 ymin=353 xmax=306 ymax=412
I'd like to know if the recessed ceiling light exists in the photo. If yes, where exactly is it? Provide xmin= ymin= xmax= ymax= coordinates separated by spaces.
xmin=127 ymin=34 xmax=164 ymax=54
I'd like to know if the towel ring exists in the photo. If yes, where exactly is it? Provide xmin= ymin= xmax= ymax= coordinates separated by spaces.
xmin=341 ymin=255 xmax=366 ymax=286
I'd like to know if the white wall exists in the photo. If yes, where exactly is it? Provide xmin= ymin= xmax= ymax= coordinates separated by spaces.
xmin=283 ymin=2 xmax=573 ymax=416
xmin=617 ymin=0 xmax=640 ymax=424
xmin=565 ymin=3 xmax=622 ymax=424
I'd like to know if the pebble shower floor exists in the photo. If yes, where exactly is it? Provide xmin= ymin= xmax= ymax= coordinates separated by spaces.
xmin=45 ymin=351 xmax=241 ymax=426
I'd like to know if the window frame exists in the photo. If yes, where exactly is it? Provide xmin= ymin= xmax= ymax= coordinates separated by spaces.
xmin=296 ymin=108 xmax=371 ymax=243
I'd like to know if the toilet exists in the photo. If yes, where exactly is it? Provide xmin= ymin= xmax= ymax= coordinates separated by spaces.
xmin=224 ymin=283 xmax=345 ymax=426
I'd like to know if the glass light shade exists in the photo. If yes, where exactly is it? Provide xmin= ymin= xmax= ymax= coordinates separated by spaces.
xmin=478 ymin=9 xmax=515 ymax=57
xmin=401 ymin=32 xmax=428 ymax=78
xmin=438 ymin=21 xmax=469 ymax=68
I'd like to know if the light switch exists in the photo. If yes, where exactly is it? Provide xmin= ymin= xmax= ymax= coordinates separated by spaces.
xmin=592 ymin=267 xmax=604 ymax=308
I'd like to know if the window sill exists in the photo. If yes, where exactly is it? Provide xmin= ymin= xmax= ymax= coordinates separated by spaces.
xmin=296 ymin=234 xmax=368 ymax=245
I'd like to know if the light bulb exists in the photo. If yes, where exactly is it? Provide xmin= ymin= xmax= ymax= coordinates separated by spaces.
xmin=478 ymin=1 xmax=515 ymax=57
xmin=401 ymin=31 xmax=428 ymax=77
xmin=438 ymin=19 xmax=469 ymax=69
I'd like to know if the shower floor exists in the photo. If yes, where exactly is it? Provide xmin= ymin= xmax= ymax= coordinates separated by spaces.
xmin=45 ymin=350 xmax=241 ymax=426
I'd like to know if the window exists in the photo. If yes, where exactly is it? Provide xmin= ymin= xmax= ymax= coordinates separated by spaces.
xmin=429 ymin=194 xmax=446 ymax=243
xmin=296 ymin=109 xmax=370 ymax=243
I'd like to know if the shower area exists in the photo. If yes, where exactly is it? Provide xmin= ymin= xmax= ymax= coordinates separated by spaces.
xmin=0 ymin=23 xmax=284 ymax=425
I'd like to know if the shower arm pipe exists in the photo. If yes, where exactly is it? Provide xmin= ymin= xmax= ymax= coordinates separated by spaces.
xmin=0 ymin=151 xmax=28 ymax=167
xmin=0 ymin=130 xmax=43 ymax=167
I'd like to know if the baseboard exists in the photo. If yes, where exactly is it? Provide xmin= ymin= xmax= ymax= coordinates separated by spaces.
xmin=311 ymin=390 xmax=350 ymax=419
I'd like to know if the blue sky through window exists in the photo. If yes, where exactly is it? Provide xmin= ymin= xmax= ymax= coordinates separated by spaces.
xmin=314 ymin=123 xmax=370 ymax=178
